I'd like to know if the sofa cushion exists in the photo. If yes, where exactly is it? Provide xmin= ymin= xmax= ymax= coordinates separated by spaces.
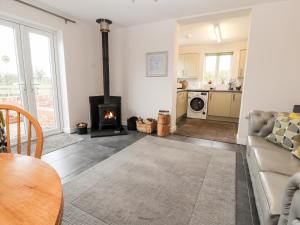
xmin=266 ymin=114 xmax=290 ymax=146
xmin=248 ymin=136 xmax=285 ymax=150
xmin=248 ymin=110 xmax=277 ymax=137
xmin=252 ymin=146 xmax=300 ymax=176
xmin=259 ymin=172 xmax=290 ymax=215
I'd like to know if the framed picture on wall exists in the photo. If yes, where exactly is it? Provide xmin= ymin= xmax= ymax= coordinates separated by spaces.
xmin=146 ymin=51 xmax=168 ymax=77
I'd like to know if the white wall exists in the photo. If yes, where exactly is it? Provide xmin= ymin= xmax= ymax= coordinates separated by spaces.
xmin=0 ymin=0 xmax=102 ymax=132
xmin=179 ymin=41 xmax=248 ymax=81
xmin=237 ymin=0 xmax=300 ymax=144
xmin=113 ymin=20 xmax=178 ymax=128
xmin=1 ymin=0 xmax=179 ymax=132
xmin=4 ymin=0 xmax=297 ymax=140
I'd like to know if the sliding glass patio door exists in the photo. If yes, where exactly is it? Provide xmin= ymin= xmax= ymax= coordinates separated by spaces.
xmin=0 ymin=18 xmax=61 ymax=136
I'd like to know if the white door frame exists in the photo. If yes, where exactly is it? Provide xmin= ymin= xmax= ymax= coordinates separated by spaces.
xmin=20 ymin=25 xmax=62 ymax=136
xmin=0 ymin=17 xmax=63 ymax=137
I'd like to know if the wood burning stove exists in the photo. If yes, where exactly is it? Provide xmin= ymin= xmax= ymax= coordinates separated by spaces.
xmin=98 ymin=103 xmax=119 ymax=130
xmin=89 ymin=96 xmax=124 ymax=135
xmin=89 ymin=18 xmax=127 ymax=137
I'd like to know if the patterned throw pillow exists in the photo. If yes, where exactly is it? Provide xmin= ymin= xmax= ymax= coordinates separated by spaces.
xmin=266 ymin=113 xmax=290 ymax=145
xmin=289 ymin=113 xmax=300 ymax=120
xmin=282 ymin=119 xmax=300 ymax=151
xmin=292 ymin=146 xmax=300 ymax=160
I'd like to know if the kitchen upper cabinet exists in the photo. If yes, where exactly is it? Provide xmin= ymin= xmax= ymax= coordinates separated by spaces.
xmin=229 ymin=93 xmax=242 ymax=118
xmin=178 ymin=54 xmax=185 ymax=77
xmin=208 ymin=92 xmax=232 ymax=117
xmin=177 ymin=53 xmax=200 ymax=78
xmin=176 ymin=91 xmax=188 ymax=119
xmin=208 ymin=92 xmax=242 ymax=118
xmin=238 ymin=49 xmax=247 ymax=79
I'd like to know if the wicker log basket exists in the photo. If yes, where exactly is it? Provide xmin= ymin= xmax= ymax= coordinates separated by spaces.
xmin=136 ymin=118 xmax=157 ymax=134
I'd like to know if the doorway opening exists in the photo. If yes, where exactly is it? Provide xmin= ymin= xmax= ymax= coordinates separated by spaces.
xmin=0 ymin=18 xmax=62 ymax=138
xmin=174 ymin=10 xmax=251 ymax=144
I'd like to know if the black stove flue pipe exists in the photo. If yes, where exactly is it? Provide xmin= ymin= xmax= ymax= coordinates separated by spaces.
xmin=96 ymin=18 xmax=112 ymax=104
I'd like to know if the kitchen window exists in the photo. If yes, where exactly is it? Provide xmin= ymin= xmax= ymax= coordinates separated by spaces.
xmin=203 ymin=52 xmax=233 ymax=85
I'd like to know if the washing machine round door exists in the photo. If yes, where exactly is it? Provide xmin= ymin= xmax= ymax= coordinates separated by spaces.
xmin=190 ymin=97 xmax=205 ymax=112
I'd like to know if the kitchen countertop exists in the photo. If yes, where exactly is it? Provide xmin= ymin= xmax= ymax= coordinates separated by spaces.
xmin=177 ymin=89 xmax=242 ymax=93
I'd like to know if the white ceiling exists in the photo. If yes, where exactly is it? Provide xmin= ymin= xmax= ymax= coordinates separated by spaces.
xmin=179 ymin=14 xmax=250 ymax=45
xmin=28 ymin=0 xmax=281 ymax=27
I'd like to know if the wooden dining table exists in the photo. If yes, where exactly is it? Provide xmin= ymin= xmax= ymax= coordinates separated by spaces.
xmin=0 ymin=153 xmax=63 ymax=225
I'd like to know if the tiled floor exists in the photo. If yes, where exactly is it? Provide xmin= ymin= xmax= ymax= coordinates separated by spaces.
xmin=175 ymin=118 xmax=238 ymax=144
xmin=42 ymin=131 xmax=259 ymax=225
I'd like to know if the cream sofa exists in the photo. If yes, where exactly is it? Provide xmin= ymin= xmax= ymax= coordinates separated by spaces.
xmin=246 ymin=110 xmax=300 ymax=225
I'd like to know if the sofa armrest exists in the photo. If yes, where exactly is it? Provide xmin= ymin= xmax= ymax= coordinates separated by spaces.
xmin=278 ymin=173 xmax=300 ymax=225
xmin=291 ymin=219 xmax=300 ymax=225
xmin=248 ymin=110 xmax=277 ymax=137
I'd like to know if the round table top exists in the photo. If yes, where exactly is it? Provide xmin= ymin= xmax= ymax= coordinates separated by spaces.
xmin=0 ymin=153 xmax=63 ymax=225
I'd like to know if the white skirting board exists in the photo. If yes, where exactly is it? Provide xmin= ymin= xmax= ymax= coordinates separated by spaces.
xmin=63 ymin=127 xmax=77 ymax=134
xmin=64 ymin=121 xmax=128 ymax=134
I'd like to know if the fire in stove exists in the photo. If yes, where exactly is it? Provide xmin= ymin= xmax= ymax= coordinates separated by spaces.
xmin=104 ymin=111 xmax=115 ymax=120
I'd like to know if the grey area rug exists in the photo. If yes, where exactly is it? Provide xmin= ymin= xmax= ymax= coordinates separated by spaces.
xmin=13 ymin=133 xmax=84 ymax=155
xmin=63 ymin=136 xmax=236 ymax=225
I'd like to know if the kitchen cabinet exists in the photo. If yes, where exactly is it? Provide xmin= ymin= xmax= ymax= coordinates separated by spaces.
xmin=176 ymin=91 xmax=188 ymax=119
xmin=208 ymin=92 xmax=232 ymax=117
xmin=238 ymin=49 xmax=247 ymax=79
xmin=229 ymin=93 xmax=242 ymax=118
xmin=177 ymin=53 xmax=200 ymax=78
xmin=178 ymin=54 xmax=185 ymax=77
xmin=208 ymin=92 xmax=242 ymax=118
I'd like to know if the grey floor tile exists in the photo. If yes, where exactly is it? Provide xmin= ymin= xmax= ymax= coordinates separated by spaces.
xmin=49 ymin=154 xmax=95 ymax=178
xmin=90 ymin=131 xmax=146 ymax=150
xmin=212 ymin=141 xmax=240 ymax=152
xmin=61 ymin=160 xmax=102 ymax=184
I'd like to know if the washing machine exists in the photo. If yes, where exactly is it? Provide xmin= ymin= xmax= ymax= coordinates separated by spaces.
xmin=187 ymin=91 xmax=209 ymax=119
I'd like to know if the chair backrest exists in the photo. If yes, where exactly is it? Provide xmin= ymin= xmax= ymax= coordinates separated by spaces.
xmin=0 ymin=104 xmax=43 ymax=159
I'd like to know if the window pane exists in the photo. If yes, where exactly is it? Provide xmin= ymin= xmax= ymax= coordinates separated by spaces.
xmin=203 ymin=55 xmax=217 ymax=83
xmin=0 ymin=25 xmax=23 ymax=107
xmin=29 ymin=32 xmax=57 ymax=131
xmin=0 ymin=24 xmax=26 ymax=136
xmin=217 ymin=55 xmax=232 ymax=85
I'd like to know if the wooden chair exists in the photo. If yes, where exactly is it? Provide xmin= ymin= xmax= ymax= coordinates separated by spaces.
xmin=0 ymin=104 xmax=43 ymax=159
